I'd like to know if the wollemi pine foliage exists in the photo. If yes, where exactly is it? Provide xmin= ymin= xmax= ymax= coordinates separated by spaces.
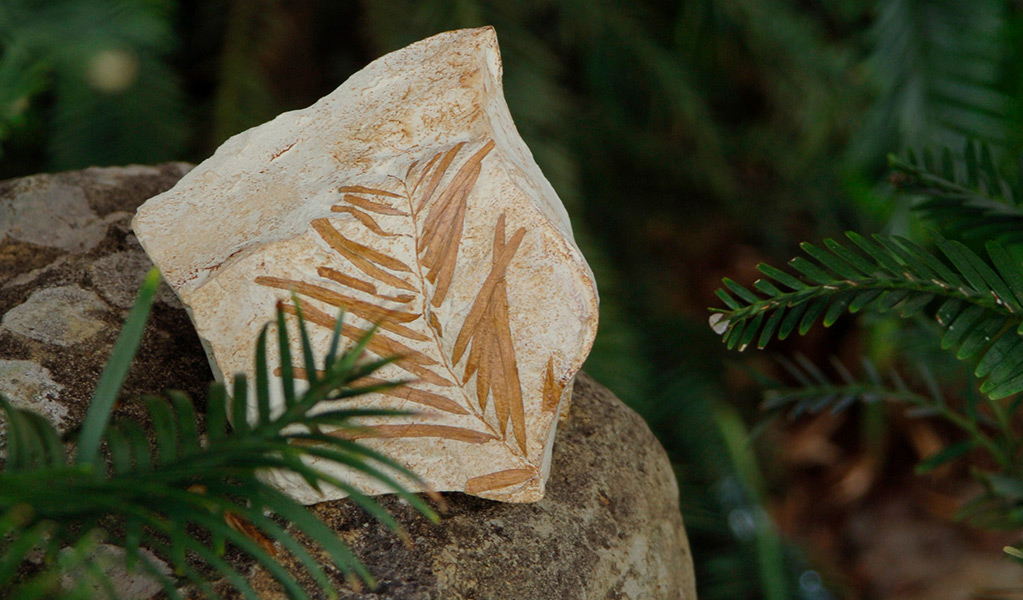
xmin=711 ymin=230 xmax=1023 ymax=401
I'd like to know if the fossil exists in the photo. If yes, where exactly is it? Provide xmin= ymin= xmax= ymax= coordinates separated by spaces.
xmin=133 ymin=27 xmax=598 ymax=503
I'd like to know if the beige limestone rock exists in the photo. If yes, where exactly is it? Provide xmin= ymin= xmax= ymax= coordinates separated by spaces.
xmin=132 ymin=27 xmax=599 ymax=503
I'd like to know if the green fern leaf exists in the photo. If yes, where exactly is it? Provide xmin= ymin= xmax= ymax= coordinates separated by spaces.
xmin=0 ymin=271 xmax=437 ymax=598
xmin=851 ymin=0 xmax=1011 ymax=166
xmin=711 ymin=232 xmax=1023 ymax=400
xmin=890 ymin=147 xmax=1023 ymax=247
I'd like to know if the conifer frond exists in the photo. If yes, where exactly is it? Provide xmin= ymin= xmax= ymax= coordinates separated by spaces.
xmin=711 ymin=231 xmax=1023 ymax=400
xmin=761 ymin=355 xmax=1009 ymax=475
xmin=890 ymin=141 xmax=1023 ymax=246
xmin=762 ymin=355 xmax=933 ymax=419
xmin=850 ymin=0 xmax=1011 ymax=165
xmin=0 ymin=272 xmax=434 ymax=599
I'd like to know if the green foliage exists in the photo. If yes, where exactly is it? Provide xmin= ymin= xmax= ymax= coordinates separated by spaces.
xmin=713 ymin=227 xmax=1023 ymax=398
xmin=0 ymin=0 xmax=187 ymax=170
xmin=759 ymin=354 xmax=1023 ymax=533
xmin=6 ymin=2 xmax=981 ymax=596
xmin=890 ymin=140 xmax=1023 ymax=247
xmin=764 ymin=355 xmax=1010 ymax=469
xmin=849 ymin=0 xmax=1014 ymax=167
xmin=0 ymin=270 xmax=435 ymax=599
xmin=712 ymin=145 xmax=1023 ymax=559
xmin=212 ymin=0 xmax=287 ymax=146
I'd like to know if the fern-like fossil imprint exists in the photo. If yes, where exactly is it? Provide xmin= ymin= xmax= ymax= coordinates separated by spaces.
xmin=256 ymin=139 xmax=539 ymax=486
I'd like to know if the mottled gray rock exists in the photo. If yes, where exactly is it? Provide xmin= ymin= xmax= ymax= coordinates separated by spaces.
xmin=59 ymin=544 xmax=172 ymax=599
xmin=2 ymin=286 xmax=108 ymax=346
xmin=89 ymin=250 xmax=181 ymax=309
xmin=0 ymin=360 xmax=67 ymax=433
xmin=1 ymin=166 xmax=695 ymax=599
xmin=0 ymin=164 xmax=211 ymax=430
xmin=0 ymin=181 xmax=114 ymax=253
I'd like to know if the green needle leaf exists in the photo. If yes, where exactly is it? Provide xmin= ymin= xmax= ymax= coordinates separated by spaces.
xmin=789 ymin=257 xmax=833 ymax=285
xmin=798 ymin=298 xmax=827 ymax=335
xmin=916 ymin=440 xmax=976 ymax=474
xmin=847 ymin=232 xmax=902 ymax=275
xmin=257 ymin=323 xmax=274 ymax=421
xmin=207 ymin=382 xmax=228 ymax=443
xmin=823 ymin=238 xmax=878 ymax=276
xmin=738 ymin=311 xmax=764 ymax=350
xmin=715 ymin=288 xmax=741 ymax=310
xmin=823 ymin=294 xmax=851 ymax=326
xmin=800 ymin=242 xmax=863 ymax=279
xmin=935 ymin=234 xmax=993 ymax=296
xmin=778 ymin=301 xmax=808 ymax=340
xmin=722 ymin=278 xmax=758 ymax=304
xmin=757 ymin=263 xmax=806 ymax=290
xmin=275 ymin=305 xmax=296 ymax=409
xmin=957 ymin=317 xmax=1005 ymax=359
xmin=753 ymin=278 xmax=783 ymax=297
xmin=987 ymin=241 xmax=1023 ymax=309
xmin=977 ymin=334 xmax=1023 ymax=378
xmin=758 ymin=307 xmax=786 ymax=349
xmin=942 ymin=305 xmax=984 ymax=350
xmin=76 ymin=268 xmax=161 ymax=466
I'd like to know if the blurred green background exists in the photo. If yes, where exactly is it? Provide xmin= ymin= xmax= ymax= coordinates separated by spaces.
xmin=3 ymin=0 xmax=1023 ymax=598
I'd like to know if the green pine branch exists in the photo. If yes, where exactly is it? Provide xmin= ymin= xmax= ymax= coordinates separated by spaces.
xmin=0 ymin=270 xmax=436 ymax=599
xmin=850 ymin=0 xmax=1012 ymax=165
xmin=760 ymin=352 xmax=1023 ymax=539
xmin=890 ymin=141 xmax=1023 ymax=246
xmin=714 ymin=142 xmax=1023 ymax=564
xmin=711 ymin=230 xmax=1023 ymax=400
xmin=762 ymin=354 xmax=1013 ymax=471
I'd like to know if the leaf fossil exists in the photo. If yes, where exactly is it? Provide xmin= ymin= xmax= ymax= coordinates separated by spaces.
xmin=132 ymin=28 xmax=602 ymax=505
xmin=256 ymin=139 xmax=539 ymax=493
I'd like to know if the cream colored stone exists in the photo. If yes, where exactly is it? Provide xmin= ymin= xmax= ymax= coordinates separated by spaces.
xmin=132 ymin=27 xmax=598 ymax=504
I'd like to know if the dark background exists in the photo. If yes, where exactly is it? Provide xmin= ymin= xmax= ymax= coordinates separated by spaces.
xmin=3 ymin=1 xmax=1023 ymax=597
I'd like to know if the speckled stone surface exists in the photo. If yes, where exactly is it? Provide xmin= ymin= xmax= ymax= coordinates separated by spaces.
xmin=0 ymin=359 xmax=67 ymax=432
xmin=1 ymin=166 xmax=694 ymax=598
xmin=2 ymin=286 xmax=109 ymax=346
xmin=0 ymin=163 xmax=210 ymax=439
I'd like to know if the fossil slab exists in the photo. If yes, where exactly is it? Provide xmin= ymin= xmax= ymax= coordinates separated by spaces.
xmin=132 ymin=27 xmax=599 ymax=503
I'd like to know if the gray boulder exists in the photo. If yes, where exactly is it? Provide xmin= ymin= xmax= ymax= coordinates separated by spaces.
xmin=0 ymin=165 xmax=696 ymax=599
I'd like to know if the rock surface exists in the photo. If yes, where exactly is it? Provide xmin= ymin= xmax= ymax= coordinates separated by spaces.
xmin=132 ymin=27 xmax=599 ymax=504
xmin=60 ymin=544 xmax=172 ymax=599
xmin=241 ymin=374 xmax=696 ymax=600
xmin=0 ymin=164 xmax=209 ymax=438
xmin=1 ymin=167 xmax=694 ymax=598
